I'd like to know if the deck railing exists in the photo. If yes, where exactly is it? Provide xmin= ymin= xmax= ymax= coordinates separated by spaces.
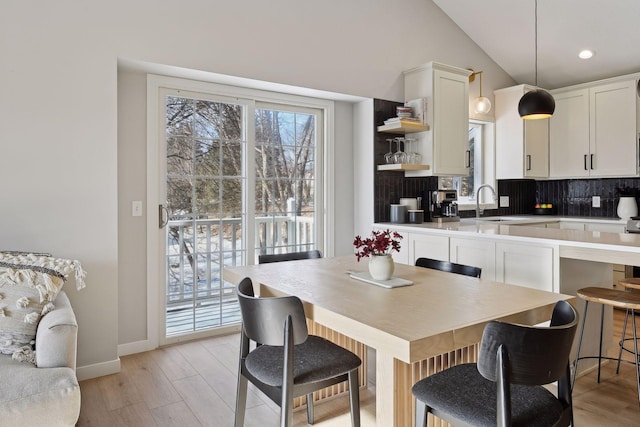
xmin=166 ymin=215 xmax=314 ymax=311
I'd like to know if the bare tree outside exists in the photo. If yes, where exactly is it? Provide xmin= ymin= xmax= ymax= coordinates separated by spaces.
xmin=163 ymin=95 xmax=318 ymax=335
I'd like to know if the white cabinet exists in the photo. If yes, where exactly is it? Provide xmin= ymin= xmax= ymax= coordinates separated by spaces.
xmin=550 ymin=79 xmax=638 ymax=178
xmin=403 ymin=62 xmax=471 ymax=176
xmin=496 ymin=242 xmax=555 ymax=292
xmin=589 ymin=80 xmax=638 ymax=177
xmin=408 ymin=233 xmax=449 ymax=265
xmin=549 ymin=88 xmax=590 ymax=177
xmin=494 ymin=85 xmax=549 ymax=179
xmin=449 ymin=237 xmax=496 ymax=280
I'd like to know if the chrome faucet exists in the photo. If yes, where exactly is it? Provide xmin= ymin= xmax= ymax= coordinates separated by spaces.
xmin=475 ymin=184 xmax=497 ymax=219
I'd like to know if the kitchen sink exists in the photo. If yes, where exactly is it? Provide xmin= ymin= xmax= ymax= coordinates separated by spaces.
xmin=475 ymin=216 xmax=530 ymax=222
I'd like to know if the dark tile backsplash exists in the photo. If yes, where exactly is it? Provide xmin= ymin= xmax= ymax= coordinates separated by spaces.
xmin=373 ymin=98 xmax=640 ymax=222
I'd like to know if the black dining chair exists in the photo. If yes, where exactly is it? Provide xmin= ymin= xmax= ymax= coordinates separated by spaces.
xmin=258 ymin=249 xmax=322 ymax=264
xmin=234 ymin=277 xmax=361 ymax=427
xmin=415 ymin=257 xmax=482 ymax=278
xmin=411 ymin=299 xmax=578 ymax=427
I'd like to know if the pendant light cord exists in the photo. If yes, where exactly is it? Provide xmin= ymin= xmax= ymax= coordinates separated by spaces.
xmin=534 ymin=0 xmax=538 ymax=86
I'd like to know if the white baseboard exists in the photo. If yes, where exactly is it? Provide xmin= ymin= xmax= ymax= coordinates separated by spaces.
xmin=118 ymin=339 xmax=157 ymax=357
xmin=76 ymin=358 xmax=121 ymax=381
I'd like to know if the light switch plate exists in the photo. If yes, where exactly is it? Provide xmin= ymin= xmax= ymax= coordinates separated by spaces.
xmin=132 ymin=201 xmax=143 ymax=217
xmin=592 ymin=196 xmax=601 ymax=208
xmin=499 ymin=196 xmax=509 ymax=208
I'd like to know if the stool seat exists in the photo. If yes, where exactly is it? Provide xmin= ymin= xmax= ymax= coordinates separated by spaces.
xmin=577 ymin=287 xmax=640 ymax=310
xmin=619 ymin=277 xmax=640 ymax=291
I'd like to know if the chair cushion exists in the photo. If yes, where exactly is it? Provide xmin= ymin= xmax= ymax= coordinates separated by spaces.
xmin=412 ymin=363 xmax=564 ymax=427
xmin=244 ymin=335 xmax=361 ymax=387
xmin=0 ymin=356 xmax=80 ymax=425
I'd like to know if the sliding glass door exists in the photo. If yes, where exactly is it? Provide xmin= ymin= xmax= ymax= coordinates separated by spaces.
xmin=157 ymin=86 xmax=323 ymax=342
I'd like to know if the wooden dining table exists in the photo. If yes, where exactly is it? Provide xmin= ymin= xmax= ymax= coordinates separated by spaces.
xmin=223 ymin=255 xmax=574 ymax=427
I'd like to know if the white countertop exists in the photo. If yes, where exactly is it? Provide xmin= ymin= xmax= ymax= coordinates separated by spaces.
xmin=375 ymin=215 xmax=640 ymax=255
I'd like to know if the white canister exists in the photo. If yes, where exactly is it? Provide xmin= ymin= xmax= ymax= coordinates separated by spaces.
xmin=399 ymin=198 xmax=418 ymax=211
xmin=617 ymin=196 xmax=638 ymax=220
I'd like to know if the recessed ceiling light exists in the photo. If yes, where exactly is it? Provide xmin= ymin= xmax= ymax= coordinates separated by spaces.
xmin=578 ymin=50 xmax=594 ymax=59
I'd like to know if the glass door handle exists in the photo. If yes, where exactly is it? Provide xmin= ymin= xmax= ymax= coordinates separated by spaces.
xmin=159 ymin=204 xmax=169 ymax=229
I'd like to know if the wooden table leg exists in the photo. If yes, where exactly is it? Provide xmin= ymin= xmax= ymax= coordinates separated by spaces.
xmin=376 ymin=351 xmax=398 ymax=427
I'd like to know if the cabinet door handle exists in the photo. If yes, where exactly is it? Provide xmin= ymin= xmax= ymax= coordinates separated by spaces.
xmin=526 ymin=155 xmax=532 ymax=171
xmin=465 ymin=150 xmax=471 ymax=168
xmin=590 ymin=154 xmax=595 ymax=169
xmin=584 ymin=154 xmax=588 ymax=170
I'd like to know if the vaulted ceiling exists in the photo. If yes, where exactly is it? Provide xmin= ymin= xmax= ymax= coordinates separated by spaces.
xmin=433 ymin=0 xmax=640 ymax=89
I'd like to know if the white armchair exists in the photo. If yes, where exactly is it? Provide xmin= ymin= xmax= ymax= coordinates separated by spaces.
xmin=0 ymin=290 xmax=81 ymax=426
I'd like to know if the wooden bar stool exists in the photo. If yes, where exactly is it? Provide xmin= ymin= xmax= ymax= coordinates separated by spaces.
xmin=618 ymin=277 xmax=640 ymax=292
xmin=573 ymin=287 xmax=640 ymax=402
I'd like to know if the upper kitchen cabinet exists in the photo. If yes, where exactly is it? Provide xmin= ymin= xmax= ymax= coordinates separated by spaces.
xmin=550 ymin=78 xmax=638 ymax=178
xmin=403 ymin=62 xmax=471 ymax=176
xmin=494 ymin=85 xmax=549 ymax=179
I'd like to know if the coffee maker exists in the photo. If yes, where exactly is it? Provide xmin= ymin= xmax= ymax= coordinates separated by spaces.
xmin=429 ymin=190 xmax=459 ymax=222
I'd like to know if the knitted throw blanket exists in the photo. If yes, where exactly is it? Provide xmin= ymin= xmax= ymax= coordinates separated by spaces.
xmin=0 ymin=251 xmax=87 ymax=292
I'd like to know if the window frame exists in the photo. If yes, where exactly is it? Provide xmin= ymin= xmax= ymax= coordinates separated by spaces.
xmin=439 ymin=119 xmax=496 ymax=211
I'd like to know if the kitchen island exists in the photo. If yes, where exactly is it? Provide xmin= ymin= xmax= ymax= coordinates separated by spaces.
xmin=375 ymin=215 xmax=640 ymax=378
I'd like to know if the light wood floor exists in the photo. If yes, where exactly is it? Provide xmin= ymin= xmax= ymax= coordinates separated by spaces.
xmin=78 ymin=310 xmax=640 ymax=426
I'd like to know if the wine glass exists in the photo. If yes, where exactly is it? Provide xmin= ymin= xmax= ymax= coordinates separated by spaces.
xmin=408 ymin=137 xmax=422 ymax=164
xmin=393 ymin=137 xmax=407 ymax=164
xmin=384 ymin=139 xmax=394 ymax=164
xmin=405 ymin=137 xmax=416 ymax=164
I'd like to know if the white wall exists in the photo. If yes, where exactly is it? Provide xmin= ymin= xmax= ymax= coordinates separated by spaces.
xmin=1 ymin=0 xmax=514 ymax=377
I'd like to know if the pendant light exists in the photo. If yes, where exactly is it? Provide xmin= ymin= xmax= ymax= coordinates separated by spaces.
xmin=468 ymin=69 xmax=492 ymax=114
xmin=518 ymin=0 xmax=555 ymax=120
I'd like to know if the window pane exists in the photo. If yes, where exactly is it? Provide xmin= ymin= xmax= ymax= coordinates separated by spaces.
xmin=165 ymin=94 xmax=246 ymax=337
xmin=167 ymin=136 xmax=194 ymax=176
xmin=254 ymin=107 xmax=317 ymax=256
xmin=221 ymin=178 xmax=243 ymax=218
xmin=194 ymin=139 xmax=219 ymax=177
xmin=194 ymin=179 xmax=220 ymax=216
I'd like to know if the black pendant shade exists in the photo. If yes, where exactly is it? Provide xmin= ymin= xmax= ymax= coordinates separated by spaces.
xmin=518 ymin=89 xmax=556 ymax=120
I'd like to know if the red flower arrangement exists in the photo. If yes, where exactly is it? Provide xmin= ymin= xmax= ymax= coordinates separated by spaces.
xmin=353 ymin=229 xmax=403 ymax=261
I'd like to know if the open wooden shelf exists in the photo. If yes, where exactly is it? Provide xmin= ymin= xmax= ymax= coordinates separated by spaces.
xmin=377 ymin=121 xmax=430 ymax=134
xmin=377 ymin=164 xmax=430 ymax=171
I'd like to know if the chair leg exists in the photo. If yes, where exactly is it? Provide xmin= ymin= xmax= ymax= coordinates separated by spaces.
xmin=281 ymin=400 xmax=293 ymax=427
xmin=306 ymin=393 xmax=314 ymax=424
xmin=414 ymin=399 xmax=427 ymax=427
xmin=348 ymin=368 xmax=361 ymax=427
xmin=234 ymin=375 xmax=248 ymax=427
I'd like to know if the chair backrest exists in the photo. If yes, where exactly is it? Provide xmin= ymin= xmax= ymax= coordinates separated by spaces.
xmin=236 ymin=277 xmax=309 ymax=346
xmin=477 ymin=300 xmax=578 ymax=386
xmin=258 ymin=250 xmax=322 ymax=264
xmin=415 ymin=257 xmax=482 ymax=278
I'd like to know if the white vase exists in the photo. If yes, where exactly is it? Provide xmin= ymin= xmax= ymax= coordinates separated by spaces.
xmin=617 ymin=196 xmax=638 ymax=220
xmin=369 ymin=254 xmax=394 ymax=281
